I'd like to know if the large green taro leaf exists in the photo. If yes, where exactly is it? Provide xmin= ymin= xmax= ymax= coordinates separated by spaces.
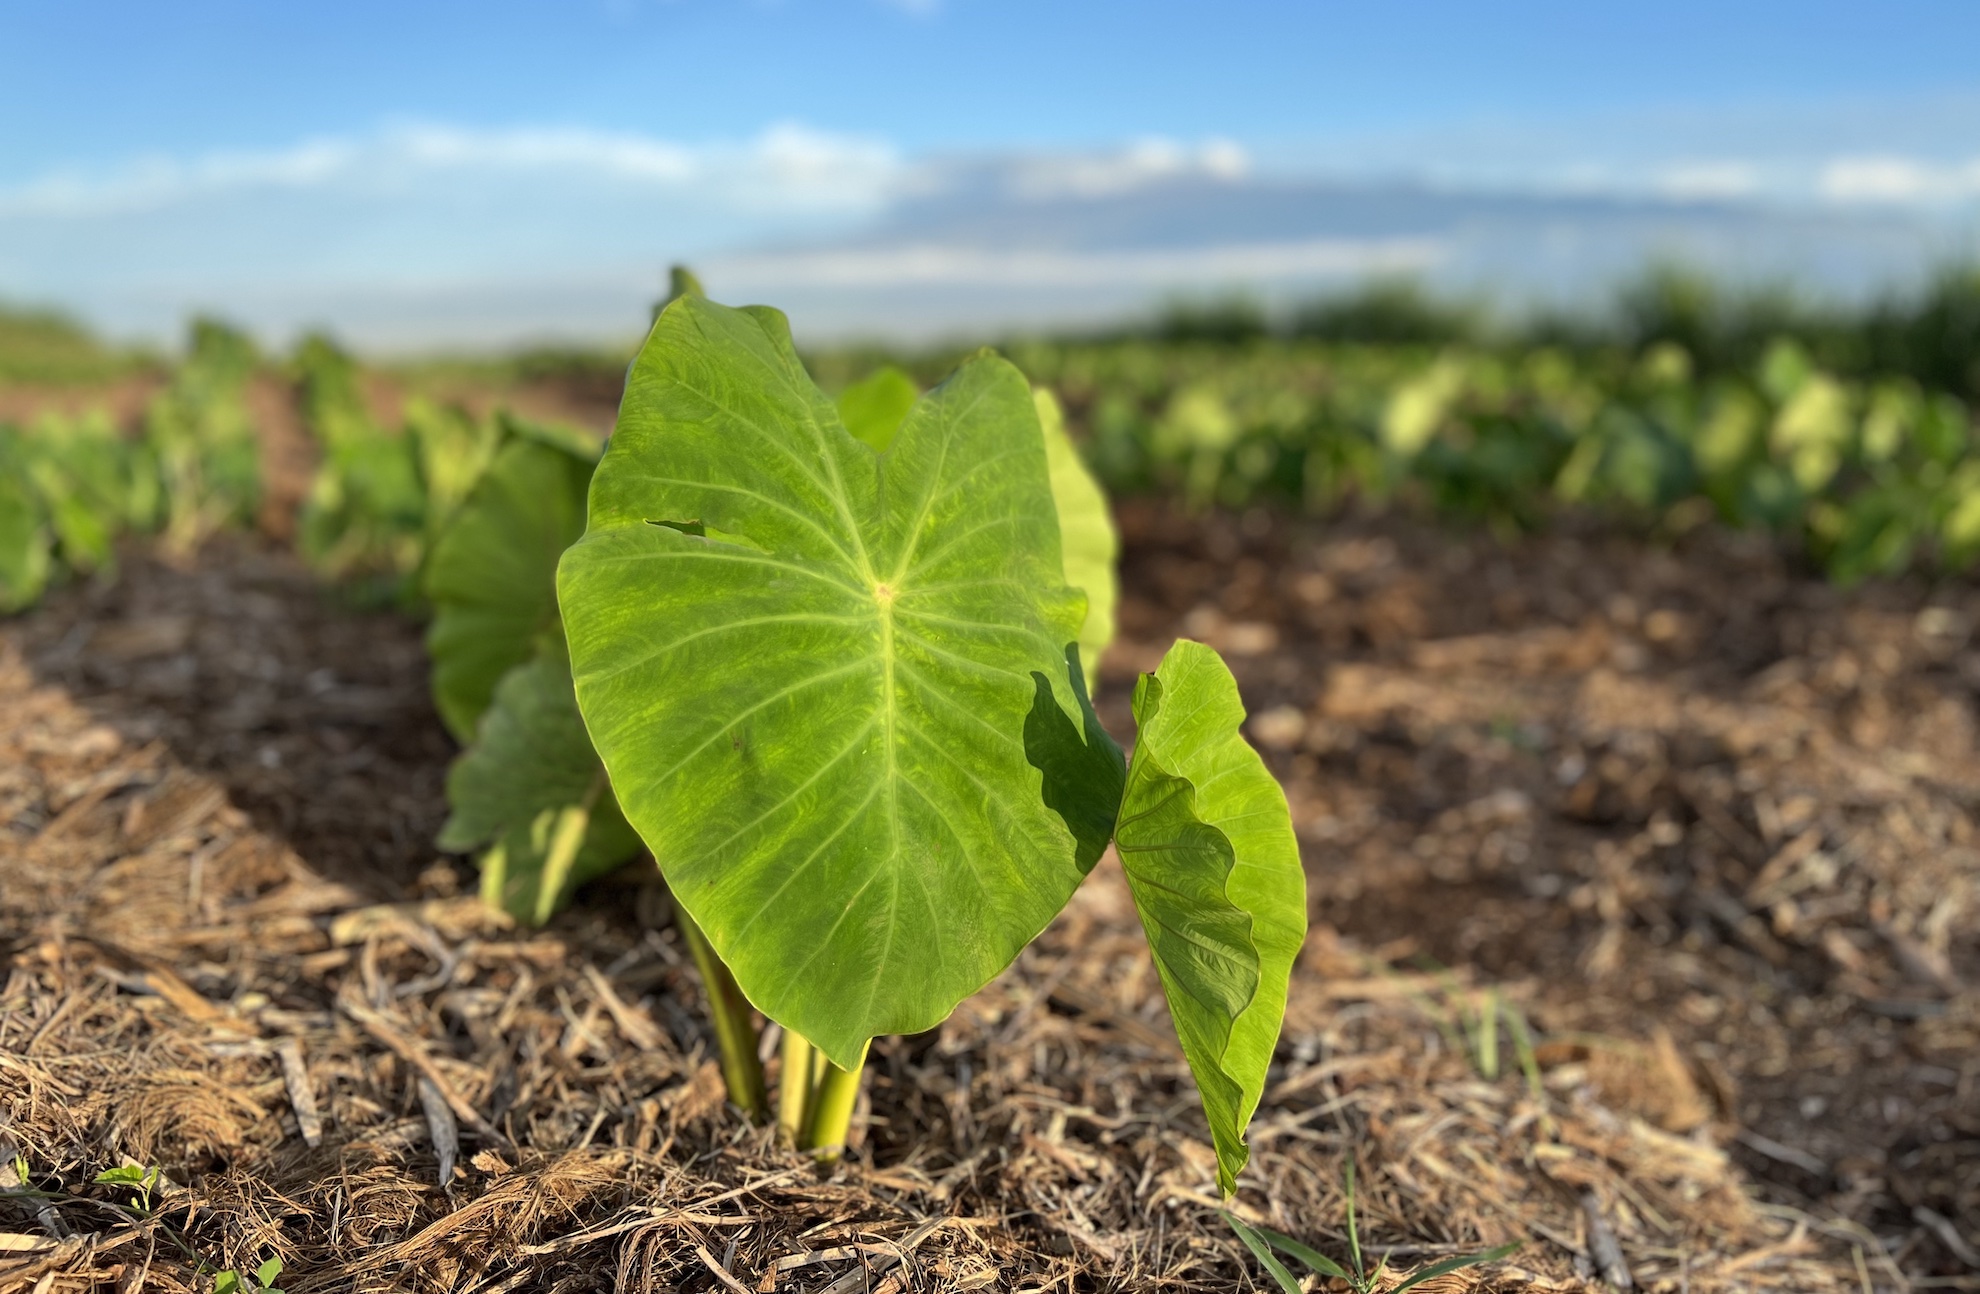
xmin=836 ymin=369 xmax=1117 ymax=693
xmin=558 ymin=295 xmax=1120 ymax=1068
xmin=1115 ymin=639 xmax=1306 ymax=1195
xmin=1035 ymin=389 xmax=1118 ymax=692
xmin=425 ymin=435 xmax=596 ymax=742
xmin=439 ymin=651 xmax=642 ymax=924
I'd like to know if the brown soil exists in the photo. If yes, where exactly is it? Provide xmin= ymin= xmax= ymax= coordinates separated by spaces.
xmin=1103 ymin=502 xmax=1980 ymax=1283
xmin=0 ymin=504 xmax=1973 ymax=1292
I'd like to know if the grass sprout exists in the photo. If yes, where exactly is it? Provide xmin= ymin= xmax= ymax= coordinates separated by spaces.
xmin=1226 ymin=1158 xmax=1521 ymax=1293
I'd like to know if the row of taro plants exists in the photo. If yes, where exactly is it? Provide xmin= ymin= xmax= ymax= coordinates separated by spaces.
xmin=2 ymin=320 xmax=260 ymax=611
xmin=15 ymin=304 xmax=1980 ymax=614
xmin=901 ymin=330 xmax=1980 ymax=584
xmin=0 ymin=321 xmax=506 ymax=612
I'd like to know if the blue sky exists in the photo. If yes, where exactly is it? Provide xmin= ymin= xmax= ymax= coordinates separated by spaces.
xmin=9 ymin=1 xmax=1980 ymax=166
xmin=5 ymin=1 xmax=1980 ymax=346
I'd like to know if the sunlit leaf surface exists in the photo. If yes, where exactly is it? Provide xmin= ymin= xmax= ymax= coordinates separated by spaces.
xmin=560 ymin=296 xmax=1120 ymax=1067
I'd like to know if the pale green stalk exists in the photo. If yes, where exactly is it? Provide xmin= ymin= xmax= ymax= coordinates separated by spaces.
xmin=533 ymin=774 xmax=604 ymax=926
xmin=778 ymin=1029 xmax=816 ymax=1147
xmin=804 ymin=1043 xmax=868 ymax=1164
xmin=673 ymin=898 xmax=768 ymax=1123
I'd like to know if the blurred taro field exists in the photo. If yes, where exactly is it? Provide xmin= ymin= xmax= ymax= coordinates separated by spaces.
xmin=8 ymin=267 xmax=1980 ymax=614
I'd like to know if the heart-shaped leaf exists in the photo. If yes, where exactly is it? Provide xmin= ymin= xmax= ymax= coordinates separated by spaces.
xmin=1116 ymin=639 xmax=1306 ymax=1194
xmin=559 ymin=296 xmax=1120 ymax=1067
xmin=438 ymin=650 xmax=641 ymax=923
xmin=425 ymin=433 xmax=596 ymax=742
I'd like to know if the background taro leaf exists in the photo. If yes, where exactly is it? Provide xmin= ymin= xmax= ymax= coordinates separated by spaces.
xmin=1035 ymin=388 xmax=1119 ymax=692
xmin=0 ymin=430 xmax=53 ymax=613
xmin=298 ymin=424 xmax=427 ymax=580
xmin=26 ymin=455 xmax=115 ymax=575
xmin=1114 ymin=639 xmax=1306 ymax=1195
xmin=836 ymin=365 xmax=920 ymax=452
xmin=438 ymin=650 xmax=641 ymax=924
xmin=558 ymin=295 xmax=1118 ymax=1068
xmin=407 ymin=398 xmax=502 ymax=537
xmin=425 ymin=433 xmax=597 ymax=742
xmin=25 ymin=413 xmax=135 ymax=574
xmin=499 ymin=409 xmax=608 ymax=463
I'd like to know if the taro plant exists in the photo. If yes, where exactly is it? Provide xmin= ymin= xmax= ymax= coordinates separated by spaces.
xmin=0 ymin=426 xmax=55 ymax=613
xmin=144 ymin=318 xmax=262 ymax=554
xmin=21 ymin=410 xmax=152 ymax=577
xmin=556 ymin=295 xmax=1305 ymax=1191
xmin=424 ymin=419 xmax=642 ymax=925
xmin=407 ymin=398 xmax=503 ymax=539
xmin=1 ymin=410 xmax=163 ymax=612
xmin=294 ymin=334 xmax=429 ymax=587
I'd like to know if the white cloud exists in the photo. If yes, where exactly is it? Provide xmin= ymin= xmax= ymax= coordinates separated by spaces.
xmin=0 ymin=122 xmax=902 ymax=220
xmin=1818 ymin=154 xmax=1980 ymax=205
xmin=1004 ymin=138 xmax=1251 ymax=200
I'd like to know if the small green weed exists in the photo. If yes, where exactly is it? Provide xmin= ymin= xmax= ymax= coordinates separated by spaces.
xmin=92 ymin=1162 xmax=163 ymax=1215
xmin=212 ymin=1256 xmax=285 ymax=1294
xmin=1393 ymin=961 xmax=1544 ymax=1097
xmin=1224 ymin=1160 xmax=1520 ymax=1293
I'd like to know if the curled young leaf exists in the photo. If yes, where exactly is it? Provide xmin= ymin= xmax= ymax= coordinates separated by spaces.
xmin=1115 ymin=639 xmax=1306 ymax=1195
xmin=559 ymin=296 xmax=1120 ymax=1068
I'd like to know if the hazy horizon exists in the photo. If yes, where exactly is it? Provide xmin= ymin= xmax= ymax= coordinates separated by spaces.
xmin=6 ymin=2 xmax=1980 ymax=350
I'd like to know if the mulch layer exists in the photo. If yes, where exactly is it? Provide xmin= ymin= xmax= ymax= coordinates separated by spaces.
xmin=1 ymin=502 xmax=1974 ymax=1292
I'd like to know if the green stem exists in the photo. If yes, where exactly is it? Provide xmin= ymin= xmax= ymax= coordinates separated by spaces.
xmin=777 ymin=1029 xmax=815 ymax=1147
xmin=533 ymin=773 xmax=605 ymax=925
xmin=803 ymin=1042 xmax=868 ymax=1164
xmin=672 ymin=897 xmax=768 ymax=1124
xmin=476 ymin=838 xmax=512 ymax=914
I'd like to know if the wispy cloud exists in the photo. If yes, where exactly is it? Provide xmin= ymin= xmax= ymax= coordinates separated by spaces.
xmin=1818 ymin=155 xmax=1980 ymax=205
xmin=0 ymin=122 xmax=902 ymax=220
xmin=1002 ymin=138 xmax=1250 ymax=201
xmin=5 ymin=116 xmax=1975 ymax=348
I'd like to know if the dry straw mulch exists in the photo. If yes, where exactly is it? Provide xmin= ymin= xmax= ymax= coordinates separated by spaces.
xmin=2 ymin=615 xmax=1884 ymax=1293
